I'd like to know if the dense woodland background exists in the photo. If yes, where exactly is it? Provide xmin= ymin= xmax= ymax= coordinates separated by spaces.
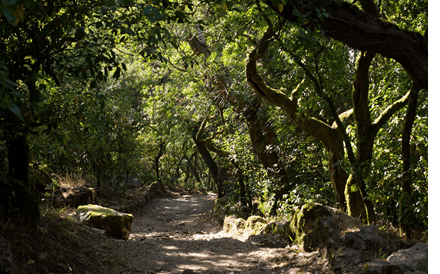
xmin=0 ymin=0 xmax=428 ymax=240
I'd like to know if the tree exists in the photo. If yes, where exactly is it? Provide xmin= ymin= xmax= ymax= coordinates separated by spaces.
xmin=241 ymin=0 xmax=426 ymax=222
xmin=264 ymin=0 xmax=427 ymax=90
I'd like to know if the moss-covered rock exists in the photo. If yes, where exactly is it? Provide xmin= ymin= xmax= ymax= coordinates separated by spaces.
xmin=77 ymin=205 xmax=133 ymax=240
xmin=289 ymin=202 xmax=346 ymax=254
xmin=263 ymin=219 xmax=292 ymax=238
xmin=223 ymin=215 xmax=246 ymax=233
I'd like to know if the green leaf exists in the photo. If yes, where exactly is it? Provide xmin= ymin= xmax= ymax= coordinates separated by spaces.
xmin=1 ymin=8 xmax=16 ymax=25
xmin=8 ymin=102 xmax=24 ymax=121
xmin=143 ymin=6 xmax=158 ymax=16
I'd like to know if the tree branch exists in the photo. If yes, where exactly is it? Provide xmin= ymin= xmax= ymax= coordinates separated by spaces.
xmin=265 ymin=0 xmax=427 ymax=90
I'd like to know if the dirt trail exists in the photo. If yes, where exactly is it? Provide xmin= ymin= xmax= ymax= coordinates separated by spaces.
xmin=116 ymin=193 xmax=330 ymax=274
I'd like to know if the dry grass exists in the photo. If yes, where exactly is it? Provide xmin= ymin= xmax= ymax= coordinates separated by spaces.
xmin=52 ymin=173 xmax=88 ymax=188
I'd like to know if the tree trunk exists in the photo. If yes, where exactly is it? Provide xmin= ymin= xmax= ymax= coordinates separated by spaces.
xmin=191 ymin=130 xmax=225 ymax=198
xmin=7 ymin=133 xmax=30 ymax=185
xmin=187 ymin=153 xmax=202 ymax=184
xmin=400 ymin=83 xmax=421 ymax=239
xmin=3 ymin=119 xmax=40 ymax=227
xmin=245 ymin=101 xmax=288 ymax=214
xmin=245 ymin=26 xmax=350 ymax=211
xmin=154 ymin=139 xmax=166 ymax=182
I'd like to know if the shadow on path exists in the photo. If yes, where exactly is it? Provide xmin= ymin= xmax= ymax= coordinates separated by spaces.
xmin=117 ymin=194 xmax=302 ymax=274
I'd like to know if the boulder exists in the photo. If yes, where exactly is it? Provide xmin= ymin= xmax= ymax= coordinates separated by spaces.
xmin=223 ymin=215 xmax=246 ymax=233
xmin=342 ymin=225 xmax=390 ymax=255
xmin=387 ymin=243 xmax=428 ymax=272
xmin=290 ymin=203 xmax=346 ymax=252
xmin=283 ymin=203 xmax=428 ymax=274
xmin=363 ymin=260 xmax=418 ymax=274
xmin=29 ymin=169 xmax=52 ymax=194
xmin=145 ymin=181 xmax=168 ymax=202
xmin=52 ymin=186 xmax=96 ymax=208
xmin=263 ymin=219 xmax=291 ymax=236
xmin=331 ymin=246 xmax=365 ymax=273
xmin=77 ymin=205 xmax=133 ymax=240
xmin=0 ymin=235 xmax=15 ymax=274
xmin=316 ymin=217 xmax=342 ymax=260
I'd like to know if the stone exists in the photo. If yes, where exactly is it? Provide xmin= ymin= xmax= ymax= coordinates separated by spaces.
xmin=331 ymin=246 xmax=364 ymax=273
xmin=52 ymin=186 xmax=96 ymax=208
xmin=145 ymin=181 xmax=168 ymax=202
xmin=342 ymin=225 xmax=390 ymax=254
xmin=77 ymin=204 xmax=134 ymax=240
xmin=0 ymin=235 xmax=15 ymax=274
xmin=223 ymin=215 xmax=245 ymax=232
xmin=316 ymin=217 xmax=342 ymax=261
xmin=289 ymin=203 xmax=336 ymax=251
xmin=181 ymin=270 xmax=196 ymax=274
xmin=387 ymin=243 xmax=428 ymax=272
xmin=363 ymin=260 xmax=391 ymax=274
xmin=30 ymin=169 xmax=52 ymax=194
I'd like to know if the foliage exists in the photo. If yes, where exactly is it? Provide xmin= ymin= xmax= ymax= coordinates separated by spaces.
xmin=0 ymin=0 xmax=427 ymax=236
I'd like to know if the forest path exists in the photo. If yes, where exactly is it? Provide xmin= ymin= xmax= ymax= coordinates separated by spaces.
xmin=117 ymin=193 xmax=329 ymax=274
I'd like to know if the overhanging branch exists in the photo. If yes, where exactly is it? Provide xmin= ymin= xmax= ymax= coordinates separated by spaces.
xmin=265 ymin=0 xmax=427 ymax=90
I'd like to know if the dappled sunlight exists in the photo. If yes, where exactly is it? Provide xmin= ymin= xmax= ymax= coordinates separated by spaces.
xmin=118 ymin=194 xmax=308 ymax=273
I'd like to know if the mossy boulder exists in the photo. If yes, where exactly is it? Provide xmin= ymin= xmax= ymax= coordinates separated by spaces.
xmin=263 ymin=219 xmax=293 ymax=239
xmin=244 ymin=215 xmax=267 ymax=235
xmin=290 ymin=203 xmax=344 ymax=253
xmin=223 ymin=215 xmax=246 ymax=232
xmin=77 ymin=205 xmax=133 ymax=240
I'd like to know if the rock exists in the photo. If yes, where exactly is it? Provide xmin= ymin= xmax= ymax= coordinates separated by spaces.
xmin=181 ymin=270 xmax=196 ymax=274
xmin=363 ymin=260 xmax=391 ymax=274
xmin=283 ymin=204 xmax=426 ymax=274
xmin=363 ymin=260 xmax=416 ymax=274
xmin=0 ymin=235 xmax=15 ymax=274
xmin=29 ymin=169 xmax=52 ymax=194
xmin=263 ymin=219 xmax=291 ymax=236
xmin=316 ymin=217 xmax=342 ymax=261
xmin=387 ymin=243 xmax=428 ymax=272
xmin=223 ymin=215 xmax=245 ymax=232
xmin=77 ymin=205 xmax=134 ymax=240
xmin=245 ymin=215 xmax=266 ymax=234
xmin=145 ymin=181 xmax=168 ymax=202
xmin=326 ymin=206 xmax=364 ymax=231
xmin=52 ymin=186 xmax=96 ymax=208
xmin=331 ymin=246 xmax=365 ymax=273
xmin=342 ymin=225 xmax=390 ymax=255
xmin=290 ymin=203 xmax=340 ymax=252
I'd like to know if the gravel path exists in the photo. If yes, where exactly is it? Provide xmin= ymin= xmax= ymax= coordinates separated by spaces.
xmin=116 ymin=193 xmax=330 ymax=274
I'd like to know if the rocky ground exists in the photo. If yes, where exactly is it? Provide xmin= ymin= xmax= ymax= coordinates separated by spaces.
xmin=116 ymin=192 xmax=330 ymax=274
xmin=1 ymin=184 xmax=428 ymax=274
xmin=1 ymin=187 xmax=330 ymax=274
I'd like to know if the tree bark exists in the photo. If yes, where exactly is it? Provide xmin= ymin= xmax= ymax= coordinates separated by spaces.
xmin=246 ymin=26 xmax=350 ymax=211
xmin=154 ymin=139 xmax=166 ymax=182
xmin=400 ymin=83 xmax=421 ymax=239
xmin=265 ymin=0 xmax=427 ymax=90
xmin=187 ymin=28 xmax=287 ymax=211
xmin=191 ymin=129 xmax=226 ymax=198
xmin=7 ymin=133 xmax=30 ymax=185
